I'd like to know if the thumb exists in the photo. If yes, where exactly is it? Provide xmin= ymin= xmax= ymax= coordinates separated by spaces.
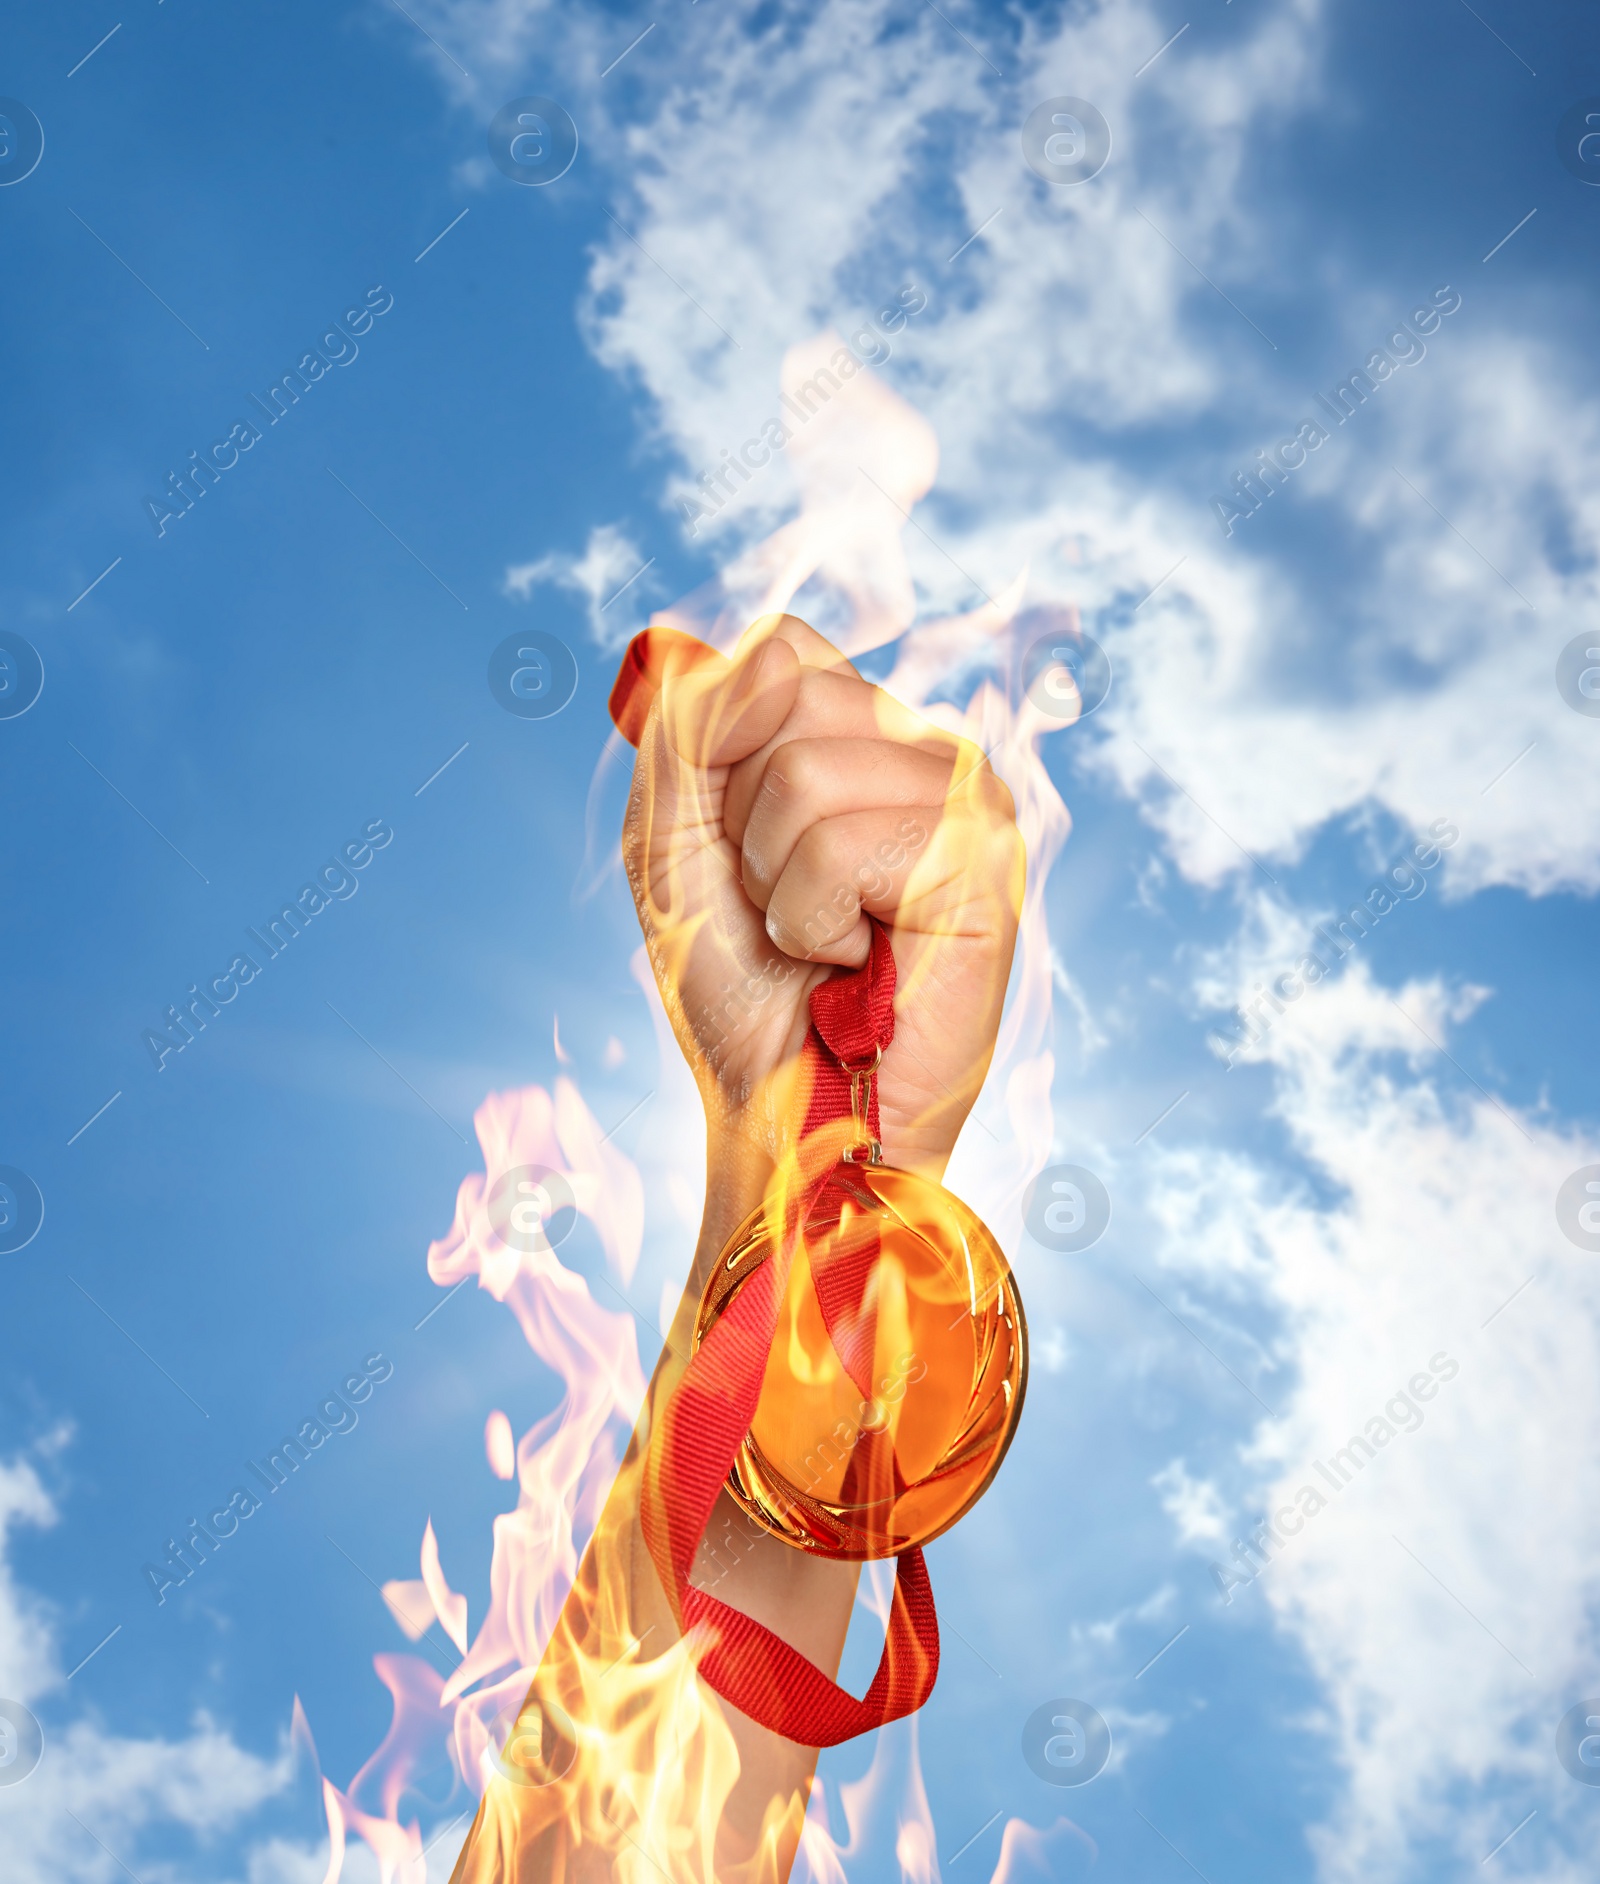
xmin=611 ymin=628 xmax=800 ymax=768
xmin=607 ymin=629 xmax=719 ymax=747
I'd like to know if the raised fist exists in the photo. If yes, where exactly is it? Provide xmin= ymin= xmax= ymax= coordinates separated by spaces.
xmin=615 ymin=611 xmax=1025 ymax=1179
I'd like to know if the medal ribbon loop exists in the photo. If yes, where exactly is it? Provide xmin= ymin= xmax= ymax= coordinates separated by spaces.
xmin=639 ymin=923 xmax=941 ymax=1746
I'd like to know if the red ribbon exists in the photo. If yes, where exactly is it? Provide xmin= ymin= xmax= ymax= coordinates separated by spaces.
xmin=608 ymin=631 xmax=939 ymax=1744
xmin=638 ymin=924 xmax=941 ymax=1746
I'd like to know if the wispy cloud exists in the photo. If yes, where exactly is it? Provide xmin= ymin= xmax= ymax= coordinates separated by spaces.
xmin=504 ymin=522 xmax=658 ymax=651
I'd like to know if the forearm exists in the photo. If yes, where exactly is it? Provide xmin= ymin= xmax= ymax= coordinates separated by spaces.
xmin=451 ymin=1134 xmax=860 ymax=1884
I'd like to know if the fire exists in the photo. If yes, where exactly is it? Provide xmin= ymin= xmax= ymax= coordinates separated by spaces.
xmin=298 ymin=336 xmax=1081 ymax=1880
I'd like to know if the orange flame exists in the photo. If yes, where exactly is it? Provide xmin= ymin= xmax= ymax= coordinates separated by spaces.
xmin=303 ymin=339 xmax=1080 ymax=1880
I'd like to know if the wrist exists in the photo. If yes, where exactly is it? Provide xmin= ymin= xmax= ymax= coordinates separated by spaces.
xmin=693 ymin=1084 xmax=957 ymax=1266
xmin=691 ymin=1132 xmax=774 ymax=1285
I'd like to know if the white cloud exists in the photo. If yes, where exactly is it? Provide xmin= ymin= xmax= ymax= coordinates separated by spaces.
xmin=1187 ymin=860 xmax=1487 ymax=1073
xmin=0 ymin=1445 xmax=296 ymax=1884
xmin=1034 ymin=1324 xmax=1071 ymax=1374
xmin=1150 ymin=1459 xmax=1230 ymax=1547
xmin=243 ymin=1835 xmax=392 ymax=1884
xmin=424 ymin=0 xmax=1600 ymax=897
xmin=0 ymin=1448 xmax=62 ymax=1704
xmin=1147 ymin=958 xmax=1600 ymax=1880
xmin=1089 ymin=325 xmax=1600 ymax=897
xmin=504 ymin=522 xmax=655 ymax=651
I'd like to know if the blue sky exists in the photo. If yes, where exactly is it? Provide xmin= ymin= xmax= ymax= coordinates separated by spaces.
xmin=3 ymin=2 xmax=1600 ymax=1881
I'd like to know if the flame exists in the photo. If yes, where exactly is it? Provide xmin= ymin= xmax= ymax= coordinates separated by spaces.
xmin=297 ymin=1077 xmax=650 ymax=1878
xmin=652 ymin=331 xmax=937 ymax=662
xmin=792 ymin=1714 xmax=1096 ymax=1884
xmin=485 ymin=1411 xmax=517 ymax=1480
xmin=420 ymin=1520 xmax=470 ymax=1657
xmin=988 ymin=1817 xmax=1098 ymax=1881
xmin=302 ymin=339 xmax=1079 ymax=1880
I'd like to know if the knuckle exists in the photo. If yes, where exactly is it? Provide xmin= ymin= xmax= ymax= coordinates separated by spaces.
xmin=757 ymin=739 xmax=822 ymax=809
xmin=791 ymin=822 xmax=845 ymax=882
xmin=953 ymin=746 xmax=1015 ymax=826
xmin=988 ymin=772 xmax=1018 ymax=826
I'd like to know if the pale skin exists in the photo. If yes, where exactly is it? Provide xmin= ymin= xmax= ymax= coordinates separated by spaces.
xmin=450 ymin=615 xmax=1023 ymax=1883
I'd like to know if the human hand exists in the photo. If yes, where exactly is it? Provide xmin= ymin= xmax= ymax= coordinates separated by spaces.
xmin=615 ymin=613 xmax=1024 ymax=1183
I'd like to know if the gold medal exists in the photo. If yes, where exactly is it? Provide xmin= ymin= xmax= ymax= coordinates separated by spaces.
xmin=693 ymin=1056 xmax=1028 ymax=1561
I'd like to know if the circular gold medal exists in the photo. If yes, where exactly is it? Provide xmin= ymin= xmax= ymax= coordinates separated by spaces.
xmin=693 ymin=1159 xmax=1027 ymax=1560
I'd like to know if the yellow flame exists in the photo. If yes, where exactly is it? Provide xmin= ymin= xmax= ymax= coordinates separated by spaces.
xmin=302 ymin=339 xmax=1079 ymax=1882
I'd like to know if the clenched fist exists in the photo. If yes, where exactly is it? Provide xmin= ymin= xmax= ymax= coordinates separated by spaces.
xmin=616 ymin=612 xmax=1025 ymax=1178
